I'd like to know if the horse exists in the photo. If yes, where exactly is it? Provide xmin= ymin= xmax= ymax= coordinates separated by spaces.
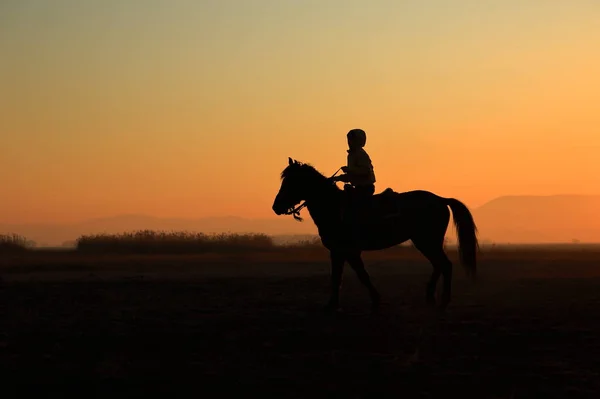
xmin=272 ymin=157 xmax=479 ymax=312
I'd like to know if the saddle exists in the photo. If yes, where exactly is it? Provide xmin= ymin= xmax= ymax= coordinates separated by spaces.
xmin=342 ymin=186 xmax=400 ymax=223
xmin=371 ymin=188 xmax=402 ymax=220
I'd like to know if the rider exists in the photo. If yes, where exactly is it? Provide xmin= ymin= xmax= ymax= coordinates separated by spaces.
xmin=333 ymin=128 xmax=376 ymax=242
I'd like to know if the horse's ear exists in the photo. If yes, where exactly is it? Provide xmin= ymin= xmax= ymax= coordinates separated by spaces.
xmin=288 ymin=157 xmax=293 ymax=165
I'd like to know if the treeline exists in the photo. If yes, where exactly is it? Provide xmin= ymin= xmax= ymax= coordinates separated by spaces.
xmin=0 ymin=231 xmax=325 ymax=254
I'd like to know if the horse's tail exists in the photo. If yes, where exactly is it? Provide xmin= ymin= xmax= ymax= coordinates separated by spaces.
xmin=445 ymin=198 xmax=479 ymax=280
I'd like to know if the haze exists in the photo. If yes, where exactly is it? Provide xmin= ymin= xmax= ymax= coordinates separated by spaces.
xmin=2 ymin=1 xmax=599 ymax=235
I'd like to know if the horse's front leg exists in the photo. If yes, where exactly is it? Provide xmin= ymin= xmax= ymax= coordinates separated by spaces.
xmin=347 ymin=252 xmax=381 ymax=310
xmin=324 ymin=250 xmax=345 ymax=312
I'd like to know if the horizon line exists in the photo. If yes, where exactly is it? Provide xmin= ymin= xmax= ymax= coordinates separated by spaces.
xmin=3 ymin=192 xmax=600 ymax=226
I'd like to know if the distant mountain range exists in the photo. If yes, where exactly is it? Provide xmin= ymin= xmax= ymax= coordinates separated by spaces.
xmin=2 ymin=195 xmax=600 ymax=246
xmin=469 ymin=194 xmax=600 ymax=244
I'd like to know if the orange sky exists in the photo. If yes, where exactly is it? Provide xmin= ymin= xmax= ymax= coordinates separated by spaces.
xmin=1 ymin=1 xmax=599 ymax=224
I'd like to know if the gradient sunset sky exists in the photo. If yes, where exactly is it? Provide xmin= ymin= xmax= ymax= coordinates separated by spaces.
xmin=1 ymin=0 xmax=599 ymax=224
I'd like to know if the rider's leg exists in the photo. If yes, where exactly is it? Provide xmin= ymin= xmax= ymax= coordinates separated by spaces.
xmin=349 ymin=184 xmax=375 ymax=245
xmin=341 ymin=184 xmax=353 ymax=225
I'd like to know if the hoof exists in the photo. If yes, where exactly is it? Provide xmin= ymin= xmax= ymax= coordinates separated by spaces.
xmin=370 ymin=301 xmax=389 ymax=314
xmin=370 ymin=293 xmax=384 ymax=307
xmin=439 ymin=295 xmax=451 ymax=310
xmin=322 ymin=303 xmax=342 ymax=314
xmin=426 ymin=296 xmax=436 ymax=307
xmin=436 ymin=299 xmax=450 ymax=316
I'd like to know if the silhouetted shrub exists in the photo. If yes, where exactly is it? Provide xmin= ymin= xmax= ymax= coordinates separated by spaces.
xmin=75 ymin=230 xmax=276 ymax=254
xmin=281 ymin=236 xmax=323 ymax=249
xmin=0 ymin=234 xmax=36 ymax=253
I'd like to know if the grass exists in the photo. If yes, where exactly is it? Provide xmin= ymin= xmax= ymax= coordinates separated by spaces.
xmin=279 ymin=235 xmax=323 ymax=249
xmin=75 ymin=230 xmax=276 ymax=254
xmin=0 ymin=233 xmax=36 ymax=253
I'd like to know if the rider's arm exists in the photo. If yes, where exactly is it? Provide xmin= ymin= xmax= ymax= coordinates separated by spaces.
xmin=335 ymin=174 xmax=351 ymax=183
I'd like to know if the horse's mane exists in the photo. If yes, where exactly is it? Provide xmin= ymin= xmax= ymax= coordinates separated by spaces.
xmin=280 ymin=161 xmax=328 ymax=182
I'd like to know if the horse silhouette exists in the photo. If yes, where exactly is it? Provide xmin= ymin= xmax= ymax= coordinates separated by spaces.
xmin=272 ymin=157 xmax=479 ymax=311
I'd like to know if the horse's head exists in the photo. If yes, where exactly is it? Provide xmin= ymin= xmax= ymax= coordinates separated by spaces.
xmin=272 ymin=157 xmax=330 ymax=216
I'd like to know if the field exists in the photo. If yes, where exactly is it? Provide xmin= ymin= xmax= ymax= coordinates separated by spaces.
xmin=2 ymin=241 xmax=600 ymax=397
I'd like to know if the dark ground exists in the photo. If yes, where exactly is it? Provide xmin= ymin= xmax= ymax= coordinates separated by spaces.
xmin=1 ymin=249 xmax=600 ymax=398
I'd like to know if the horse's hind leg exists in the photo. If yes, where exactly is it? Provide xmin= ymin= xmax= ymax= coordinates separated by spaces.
xmin=437 ymin=251 xmax=453 ymax=308
xmin=426 ymin=265 xmax=441 ymax=307
xmin=346 ymin=252 xmax=381 ymax=309
xmin=412 ymin=238 xmax=453 ymax=308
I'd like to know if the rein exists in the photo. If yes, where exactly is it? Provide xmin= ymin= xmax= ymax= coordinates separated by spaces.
xmin=284 ymin=167 xmax=342 ymax=222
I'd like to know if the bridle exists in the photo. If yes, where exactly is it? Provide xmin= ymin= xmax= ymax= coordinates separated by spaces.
xmin=283 ymin=167 xmax=342 ymax=222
